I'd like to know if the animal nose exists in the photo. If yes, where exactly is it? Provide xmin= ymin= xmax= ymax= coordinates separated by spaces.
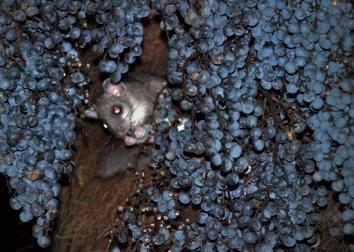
xmin=117 ymin=126 xmax=126 ymax=136
xmin=127 ymin=127 xmax=135 ymax=136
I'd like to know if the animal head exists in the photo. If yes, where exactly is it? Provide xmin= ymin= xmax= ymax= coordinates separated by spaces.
xmin=84 ymin=79 xmax=133 ymax=138
xmin=84 ymin=79 xmax=147 ymax=144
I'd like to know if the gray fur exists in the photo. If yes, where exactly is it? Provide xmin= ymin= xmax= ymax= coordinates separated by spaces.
xmin=91 ymin=74 xmax=164 ymax=177
xmin=94 ymin=74 xmax=164 ymax=137
xmin=95 ymin=143 xmax=151 ymax=178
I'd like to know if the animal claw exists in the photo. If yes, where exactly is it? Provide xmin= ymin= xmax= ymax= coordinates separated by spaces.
xmin=134 ymin=126 xmax=146 ymax=139
xmin=124 ymin=136 xmax=137 ymax=146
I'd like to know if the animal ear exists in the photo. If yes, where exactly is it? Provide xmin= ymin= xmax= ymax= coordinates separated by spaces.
xmin=83 ymin=107 xmax=98 ymax=119
xmin=103 ymin=78 xmax=124 ymax=97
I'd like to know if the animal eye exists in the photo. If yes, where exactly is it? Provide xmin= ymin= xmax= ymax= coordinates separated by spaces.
xmin=112 ymin=105 xmax=122 ymax=115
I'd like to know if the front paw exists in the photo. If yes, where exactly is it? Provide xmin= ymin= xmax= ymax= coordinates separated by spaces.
xmin=124 ymin=136 xmax=138 ymax=146
xmin=147 ymin=134 xmax=155 ymax=144
xmin=124 ymin=125 xmax=154 ymax=146
xmin=134 ymin=126 xmax=146 ymax=139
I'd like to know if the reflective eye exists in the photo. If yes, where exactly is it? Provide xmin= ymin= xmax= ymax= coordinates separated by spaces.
xmin=103 ymin=123 xmax=108 ymax=129
xmin=112 ymin=105 xmax=122 ymax=115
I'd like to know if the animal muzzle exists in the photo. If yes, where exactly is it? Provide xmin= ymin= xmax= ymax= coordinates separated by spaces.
xmin=116 ymin=124 xmax=129 ymax=137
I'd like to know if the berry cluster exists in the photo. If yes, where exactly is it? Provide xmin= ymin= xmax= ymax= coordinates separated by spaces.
xmin=111 ymin=0 xmax=353 ymax=251
xmin=0 ymin=0 xmax=353 ymax=250
xmin=0 ymin=0 xmax=149 ymax=248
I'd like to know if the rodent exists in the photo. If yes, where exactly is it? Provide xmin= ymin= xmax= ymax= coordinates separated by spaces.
xmin=83 ymin=74 xmax=165 ymax=177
